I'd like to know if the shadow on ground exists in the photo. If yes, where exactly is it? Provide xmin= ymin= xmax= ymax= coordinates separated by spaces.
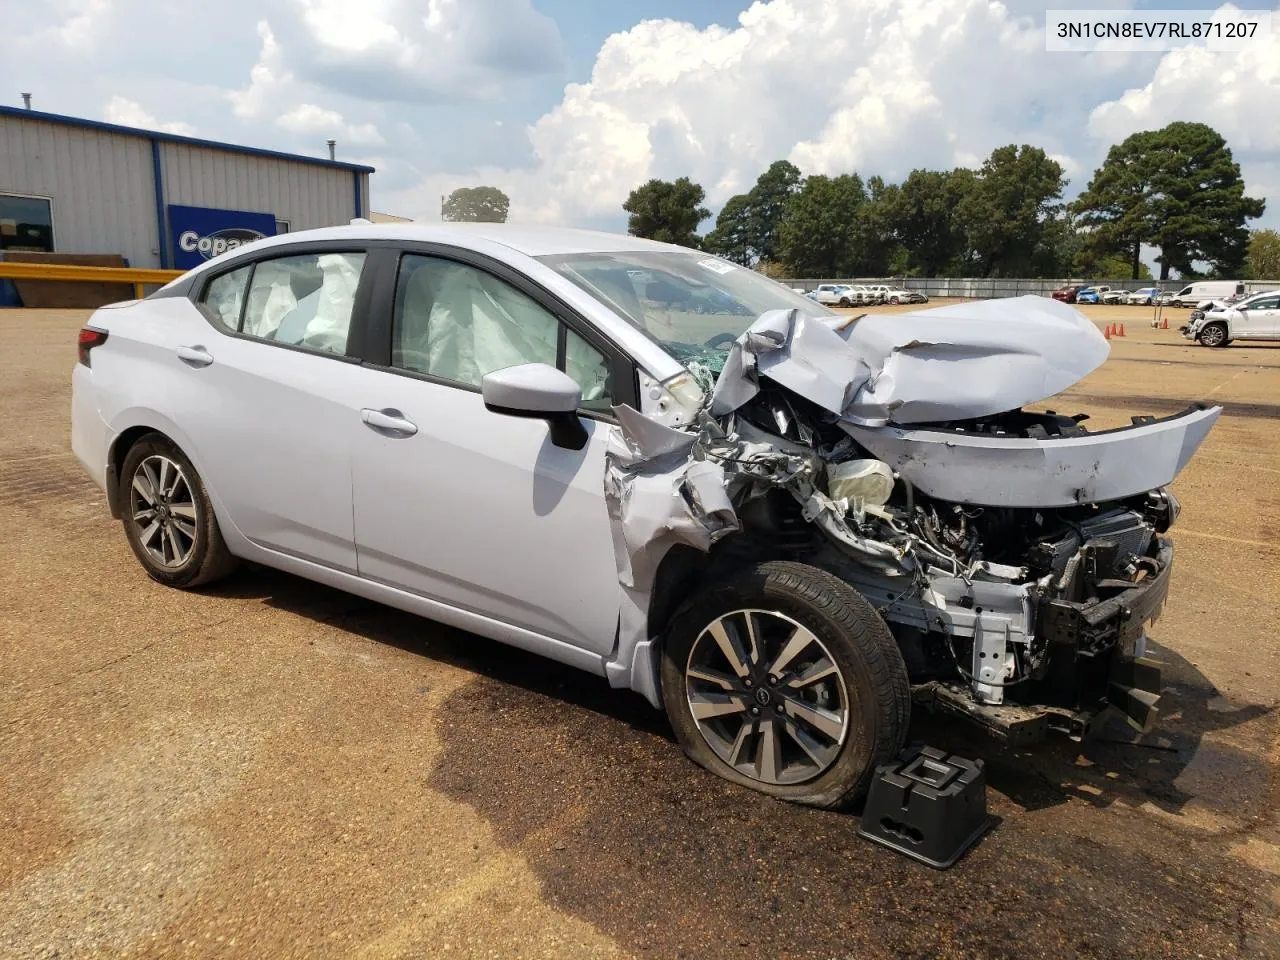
xmin=204 ymin=566 xmax=1279 ymax=959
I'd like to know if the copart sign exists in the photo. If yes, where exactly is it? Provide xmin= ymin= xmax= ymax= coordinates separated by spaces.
xmin=168 ymin=204 xmax=278 ymax=269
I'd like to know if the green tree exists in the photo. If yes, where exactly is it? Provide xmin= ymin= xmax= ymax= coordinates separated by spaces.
xmin=1246 ymin=228 xmax=1280 ymax=279
xmin=746 ymin=160 xmax=803 ymax=263
xmin=442 ymin=186 xmax=510 ymax=223
xmin=1072 ymin=122 xmax=1265 ymax=280
xmin=778 ymin=174 xmax=867 ymax=277
xmin=703 ymin=160 xmax=803 ymax=266
xmin=1029 ymin=214 xmax=1084 ymax=278
xmin=1072 ymin=246 xmax=1153 ymax=280
xmin=956 ymin=145 xmax=1066 ymax=277
xmin=622 ymin=177 xmax=709 ymax=247
xmin=849 ymin=176 xmax=903 ymax=276
xmin=702 ymin=194 xmax=753 ymax=264
xmin=888 ymin=168 xmax=974 ymax=276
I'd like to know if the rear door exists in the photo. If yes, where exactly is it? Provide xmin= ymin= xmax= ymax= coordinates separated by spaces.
xmin=174 ymin=243 xmax=377 ymax=572
xmin=346 ymin=246 xmax=629 ymax=654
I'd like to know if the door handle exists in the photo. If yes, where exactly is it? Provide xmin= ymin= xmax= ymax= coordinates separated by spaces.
xmin=176 ymin=345 xmax=214 ymax=367
xmin=361 ymin=408 xmax=418 ymax=437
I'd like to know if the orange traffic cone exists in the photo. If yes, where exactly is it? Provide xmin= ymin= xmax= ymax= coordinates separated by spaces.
xmin=1104 ymin=325 xmax=1112 ymax=340
xmin=1118 ymin=323 xmax=1126 ymax=337
xmin=1161 ymin=318 xmax=1168 ymax=329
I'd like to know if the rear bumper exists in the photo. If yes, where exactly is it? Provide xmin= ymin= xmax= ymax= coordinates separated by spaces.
xmin=70 ymin=363 xmax=110 ymax=494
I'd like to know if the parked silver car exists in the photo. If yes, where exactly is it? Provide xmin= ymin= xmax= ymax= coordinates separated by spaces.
xmin=72 ymin=224 xmax=1218 ymax=807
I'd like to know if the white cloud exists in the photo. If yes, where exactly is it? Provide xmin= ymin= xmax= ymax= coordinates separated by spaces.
xmin=385 ymin=0 xmax=1126 ymax=224
xmin=1088 ymin=19 xmax=1280 ymax=153
xmin=377 ymin=0 xmax=1277 ymax=230
xmin=48 ymin=0 xmax=110 ymax=49
xmin=1086 ymin=11 xmax=1278 ymax=217
xmin=103 ymin=95 xmax=196 ymax=136
xmin=4 ymin=0 xmax=1276 ymax=234
xmin=229 ymin=21 xmax=292 ymax=121
xmin=277 ymin=0 xmax=565 ymax=103
xmin=276 ymin=103 xmax=384 ymax=145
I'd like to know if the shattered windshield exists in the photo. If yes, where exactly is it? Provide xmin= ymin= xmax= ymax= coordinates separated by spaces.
xmin=538 ymin=250 xmax=833 ymax=374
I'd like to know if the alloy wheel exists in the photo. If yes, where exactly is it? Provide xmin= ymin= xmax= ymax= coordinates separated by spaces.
xmin=129 ymin=455 xmax=198 ymax=568
xmin=685 ymin=608 xmax=850 ymax=785
xmin=1199 ymin=325 xmax=1226 ymax=347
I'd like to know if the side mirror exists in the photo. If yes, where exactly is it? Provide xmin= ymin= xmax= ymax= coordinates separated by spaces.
xmin=481 ymin=363 xmax=588 ymax=450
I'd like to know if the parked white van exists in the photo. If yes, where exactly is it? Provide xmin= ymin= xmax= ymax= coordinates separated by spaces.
xmin=1167 ymin=280 xmax=1246 ymax=308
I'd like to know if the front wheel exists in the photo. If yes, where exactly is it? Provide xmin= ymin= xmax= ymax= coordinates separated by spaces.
xmin=1197 ymin=322 xmax=1229 ymax=348
xmin=119 ymin=433 xmax=238 ymax=588
xmin=661 ymin=561 xmax=910 ymax=808
xmin=838 ymin=297 xmax=851 ymax=307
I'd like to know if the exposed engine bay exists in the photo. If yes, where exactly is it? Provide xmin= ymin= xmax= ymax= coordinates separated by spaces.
xmin=606 ymin=298 xmax=1221 ymax=744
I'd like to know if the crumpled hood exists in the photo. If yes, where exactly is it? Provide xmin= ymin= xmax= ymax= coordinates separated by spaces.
xmin=709 ymin=295 xmax=1109 ymax=426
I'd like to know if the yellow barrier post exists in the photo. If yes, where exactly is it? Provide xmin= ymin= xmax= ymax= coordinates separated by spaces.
xmin=0 ymin=261 xmax=185 ymax=300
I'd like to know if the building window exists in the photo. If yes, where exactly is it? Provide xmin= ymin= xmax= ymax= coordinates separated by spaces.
xmin=0 ymin=194 xmax=54 ymax=252
xmin=275 ymin=219 xmax=290 ymax=235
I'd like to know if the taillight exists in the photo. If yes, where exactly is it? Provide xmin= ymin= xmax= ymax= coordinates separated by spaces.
xmin=78 ymin=326 xmax=108 ymax=367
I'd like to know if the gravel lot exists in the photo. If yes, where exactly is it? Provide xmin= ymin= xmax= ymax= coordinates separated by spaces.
xmin=1 ymin=303 xmax=1277 ymax=959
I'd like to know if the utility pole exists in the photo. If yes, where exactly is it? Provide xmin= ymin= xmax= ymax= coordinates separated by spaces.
xmin=440 ymin=194 xmax=446 ymax=221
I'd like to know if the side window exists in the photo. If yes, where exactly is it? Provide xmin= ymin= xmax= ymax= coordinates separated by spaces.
xmin=392 ymin=254 xmax=614 ymax=409
xmin=198 ymin=264 xmax=252 ymax=328
xmin=240 ymin=252 xmax=366 ymax=354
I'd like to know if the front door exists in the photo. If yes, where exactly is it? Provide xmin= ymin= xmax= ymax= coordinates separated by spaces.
xmin=349 ymin=252 xmax=622 ymax=653
xmin=1237 ymin=294 xmax=1280 ymax=338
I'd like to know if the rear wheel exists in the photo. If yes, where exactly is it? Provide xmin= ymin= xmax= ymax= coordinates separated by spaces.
xmin=661 ymin=561 xmax=910 ymax=808
xmin=119 ymin=433 xmax=238 ymax=588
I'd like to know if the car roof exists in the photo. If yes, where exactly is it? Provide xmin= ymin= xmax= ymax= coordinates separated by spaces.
xmin=219 ymin=222 xmax=697 ymax=258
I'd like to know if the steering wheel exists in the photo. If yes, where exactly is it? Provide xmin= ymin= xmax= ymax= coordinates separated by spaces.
xmin=704 ymin=332 xmax=738 ymax=350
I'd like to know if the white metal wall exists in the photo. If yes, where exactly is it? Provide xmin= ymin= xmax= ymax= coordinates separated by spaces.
xmin=161 ymin=143 xmax=361 ymax=232
xmin=0 ymin=116 xmax=159 ymax=266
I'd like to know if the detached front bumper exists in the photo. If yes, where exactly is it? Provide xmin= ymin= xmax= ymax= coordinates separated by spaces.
xmin=916 ymin=538 xmax=1173 ymax=746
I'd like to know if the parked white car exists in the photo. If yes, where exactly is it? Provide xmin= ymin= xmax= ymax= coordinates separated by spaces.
xmin=809 ymin=283 xmax=858 ymax=307
xmin=1182 ymin=290 xmax=1280 ymax=346
xmin=71 ymin=223 xmax=1217 ymax=807
xmin=883 ymin=287 xmax=928 ymax=305
xmin=1126 ymin=287 xmax=1162 ymax=305
xmin=1126 ymin=288 xmax=1167 ymax=305
xmin=1100 ymin=287 xmax=1127 ymax=305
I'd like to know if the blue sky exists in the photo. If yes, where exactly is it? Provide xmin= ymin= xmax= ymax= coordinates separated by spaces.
xmin=1 ymin=0 xmax=1276 ymax=235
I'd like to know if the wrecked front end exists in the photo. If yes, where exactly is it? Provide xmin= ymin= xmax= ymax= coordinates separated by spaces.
xmin=609 ymin=297 xmax=1220 ymax=746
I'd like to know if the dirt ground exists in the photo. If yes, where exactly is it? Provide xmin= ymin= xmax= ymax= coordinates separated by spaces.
xmin=1 ymin=302 xmax=1277 ymax=959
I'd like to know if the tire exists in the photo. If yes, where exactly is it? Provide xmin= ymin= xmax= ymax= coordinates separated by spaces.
xmin=838 ymin=297 xmax=851 ymax=307
xmin=1197 ymin=322 xmax=1228 ymax=348
xmin=889 ymin=297 xmax=900 ymax=305
xmin=118 ymin=432 xmax=238 ymax=589
xmin=660 ymin=560 xmax=910 ymax=809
